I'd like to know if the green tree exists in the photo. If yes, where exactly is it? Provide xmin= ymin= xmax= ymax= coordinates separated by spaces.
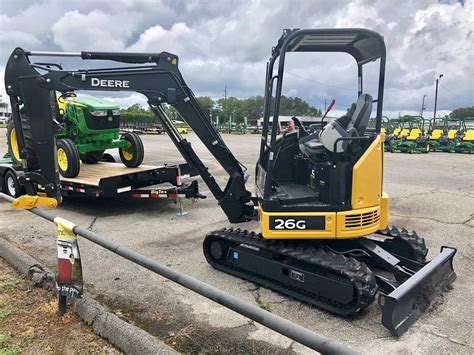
xmin=197 ymin=96 xmax=214 ymax=120
xmin=449 ymin=106 xmax=474 ymax=119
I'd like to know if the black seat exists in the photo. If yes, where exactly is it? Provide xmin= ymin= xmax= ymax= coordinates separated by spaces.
xmin=299 ymin=94 xmax=372 ymax=158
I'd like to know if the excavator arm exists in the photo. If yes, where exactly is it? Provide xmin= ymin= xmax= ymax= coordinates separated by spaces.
xmin=5 ymin=47 xmax=254 ymax=222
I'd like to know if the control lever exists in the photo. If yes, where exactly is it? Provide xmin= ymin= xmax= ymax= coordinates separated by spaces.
xmin=320 ymin=99 xmax=336 ymax=130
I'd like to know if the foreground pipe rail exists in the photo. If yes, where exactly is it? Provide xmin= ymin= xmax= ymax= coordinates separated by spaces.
xmin=0 ymin=193 xmax=356 ymax=354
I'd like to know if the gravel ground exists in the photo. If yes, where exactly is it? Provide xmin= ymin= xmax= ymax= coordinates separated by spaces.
xmin=0 ymin=129 xmax=473 ymax=354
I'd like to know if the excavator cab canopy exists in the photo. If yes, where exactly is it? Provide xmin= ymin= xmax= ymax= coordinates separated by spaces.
xmin=259 ymin=28 xmax=386 ymax=200
xmin=274 ymin=28 xmax=384 ymax=65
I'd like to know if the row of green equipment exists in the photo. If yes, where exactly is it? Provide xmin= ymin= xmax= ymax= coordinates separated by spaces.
xmin=381 ymin=116 xmax=474 ymax=154
xmin=7 ymin=92 xmax=144 ymax=178
xmin=213 ymin=115 xmax=248 ymax=134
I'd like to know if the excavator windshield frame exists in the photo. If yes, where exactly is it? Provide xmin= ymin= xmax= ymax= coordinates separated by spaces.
xmin=258 ymin=28 xmax=386 ymax=200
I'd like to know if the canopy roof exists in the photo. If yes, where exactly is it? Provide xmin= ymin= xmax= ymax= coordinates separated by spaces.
xmin=276 ymin=28 xmax=385 ymax=65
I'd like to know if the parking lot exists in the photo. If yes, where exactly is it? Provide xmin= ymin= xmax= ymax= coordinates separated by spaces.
xmin=0 ymin=129 xmax=473 ymax=354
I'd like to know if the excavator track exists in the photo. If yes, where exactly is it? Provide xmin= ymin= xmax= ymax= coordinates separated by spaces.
xmin=374 ymin=225 xmax=428 ymax=262
xmin=204 ymin=228 xmax=378 ymax=316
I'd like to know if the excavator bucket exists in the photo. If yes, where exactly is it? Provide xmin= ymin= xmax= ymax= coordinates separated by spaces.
xmin=378 ymin=246 xmax=457 ymax=336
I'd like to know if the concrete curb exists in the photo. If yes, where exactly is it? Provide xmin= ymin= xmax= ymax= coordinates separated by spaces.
xmin=0 ymin=237 xmax=177 ymax=355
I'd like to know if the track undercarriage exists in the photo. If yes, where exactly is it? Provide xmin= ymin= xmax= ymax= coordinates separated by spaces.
xmin=203 ymin=226 xmax=456 ymax=336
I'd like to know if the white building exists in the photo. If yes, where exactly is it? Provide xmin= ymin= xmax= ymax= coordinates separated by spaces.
xmin=0 ymin=106 xmax=11 ymax=124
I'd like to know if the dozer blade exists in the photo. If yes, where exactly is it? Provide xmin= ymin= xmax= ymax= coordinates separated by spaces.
xmin=378 ymin=246 xmax=456 ymax=336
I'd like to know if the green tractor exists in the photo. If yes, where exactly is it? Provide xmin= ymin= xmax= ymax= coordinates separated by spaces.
xmin=7 ymin=92 xmax=144 ymax=178
xmin=385 ymin=116 xmax=425 ymax=153
xmin=392 ymin=116 xmax=430 ymax=153
xmin=453 ymin=117 xmax=474 ymax=153
xmin=429 ymin=118 xmax=461 ymax=152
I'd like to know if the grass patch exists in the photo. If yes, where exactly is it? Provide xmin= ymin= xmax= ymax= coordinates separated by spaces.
xmin=257 ymin=301 xmax=272 ymax=311
xmin=0 ymin=309 xmax=11 ymax=321
xmin=0 ymin=332 xmax=11 ymax=343
xmin=0 ymin=345 xmax=22 ymax=355
xmin=0 ymin=276 xmax=23 ymax=290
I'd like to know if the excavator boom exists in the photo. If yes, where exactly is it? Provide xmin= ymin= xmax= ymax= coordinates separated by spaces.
xmin=5 ymin=48 xmax=254 ymax=222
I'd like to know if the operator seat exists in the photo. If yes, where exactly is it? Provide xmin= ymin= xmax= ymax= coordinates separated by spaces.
xmin=299 ymin=94 xmax=372 ymax=158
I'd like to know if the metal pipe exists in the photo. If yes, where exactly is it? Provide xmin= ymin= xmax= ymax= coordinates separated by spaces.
xmin=27 ymin=51 xmax=81 ymax=57
xmin=0 ymin=193 xmax=357 ymax=354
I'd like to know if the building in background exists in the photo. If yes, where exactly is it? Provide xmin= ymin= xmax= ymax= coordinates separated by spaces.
xmin=0 ymin=106 xmax=11 ymax=124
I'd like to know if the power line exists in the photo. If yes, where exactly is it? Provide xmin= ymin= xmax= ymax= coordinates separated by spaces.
xmin=284 ymin=71 xmax=353 ymax=91
xmin=285 ymin=70 xmax=433 ymax=93
xmin=439 ymin=83 xmax=461 ymax=97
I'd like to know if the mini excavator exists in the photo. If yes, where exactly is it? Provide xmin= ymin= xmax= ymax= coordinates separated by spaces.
xmin=5 ymin=28 xmax=456 ymax=335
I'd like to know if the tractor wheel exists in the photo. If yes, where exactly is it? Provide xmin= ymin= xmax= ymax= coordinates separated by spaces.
xmin=6 ymin=115 xmax=39 ymax=169
xmin=57 ymin=138 xmax=80 ymax=178
xmin=3 ymin=170 xmax=24 ymax=198
xmin=81 ymin=150 xmax=105 ymax=164
xmin=119 ymin=132 xmax=144 ymax=168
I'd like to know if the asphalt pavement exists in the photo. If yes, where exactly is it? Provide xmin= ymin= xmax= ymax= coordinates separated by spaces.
xmin=0 ymin=129 xmax=473 ymax=354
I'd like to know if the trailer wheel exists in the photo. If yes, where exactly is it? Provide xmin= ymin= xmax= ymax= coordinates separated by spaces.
xmin=3 ymin=170 xmax=24 ymax=198
xmin=57 ymin=139 xmax=80 ymax=178
xmin=81 ymin=150 xmax=104 ymax=164
xmin=6 ymin=115 xmax=40 ymax=169
xmin=119 ymin=132 xmax=144 ymax=168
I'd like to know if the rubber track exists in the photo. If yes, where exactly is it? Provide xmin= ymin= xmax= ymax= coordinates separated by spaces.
xmin=204 ymin=228 xmax=378 ymax=316
xmin=376 ymin=225 xmax=428 ymax=262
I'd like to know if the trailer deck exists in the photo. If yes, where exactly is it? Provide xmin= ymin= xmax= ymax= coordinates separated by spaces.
xmin=1 ymin=156 xmax=204 ymax=201
xmin=61 ymin=162 xmax=158 ymax=186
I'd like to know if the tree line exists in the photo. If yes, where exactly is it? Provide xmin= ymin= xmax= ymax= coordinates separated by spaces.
xmin=119 ymin=96 xmax=323 ymax=124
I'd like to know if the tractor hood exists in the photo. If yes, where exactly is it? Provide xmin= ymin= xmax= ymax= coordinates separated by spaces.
xmin=66 ymin=96 xmax=120 ymax=110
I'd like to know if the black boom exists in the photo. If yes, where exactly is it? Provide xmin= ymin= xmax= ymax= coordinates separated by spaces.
xmin=5 ymin=48 xmax=254 ymax=222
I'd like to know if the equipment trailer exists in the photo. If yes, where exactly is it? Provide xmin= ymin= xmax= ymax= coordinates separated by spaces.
xmin=0 ymin=155 xmax=202 ymax=201
xmin=4 ymin=28 xmax=456 ymax=336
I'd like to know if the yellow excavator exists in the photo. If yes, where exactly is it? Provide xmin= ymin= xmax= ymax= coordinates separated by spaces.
xmin=4 ymin=28 xmax=456 ymax=335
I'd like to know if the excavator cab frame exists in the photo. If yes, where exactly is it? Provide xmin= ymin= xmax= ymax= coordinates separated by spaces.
xmin=257 ymin=28 xmax=386 ymax=202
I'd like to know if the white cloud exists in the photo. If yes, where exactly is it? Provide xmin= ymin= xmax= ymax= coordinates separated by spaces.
xmin=0 ymin=0 xmax=472 ymax=115
xmin=51 ymin=10 xmax=138 ymax=51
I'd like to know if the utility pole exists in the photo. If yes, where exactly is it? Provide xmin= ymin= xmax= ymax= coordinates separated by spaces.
xmin=433 ymin=74 xmax=443 ymax=125
xmin=420 ymin=94 xmax=426 ymax=117
xmin=223 ymin=85 xmax=227 ymax=123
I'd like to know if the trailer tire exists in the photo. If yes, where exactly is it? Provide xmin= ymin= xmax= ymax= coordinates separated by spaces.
xmin=119 ymin=132 xmax=144 ymax=168
xmin=3 ymin=170 xmax=24 ymax=198
xmin=6 ymin=115 xmax=40 ymax=170
xmin=81 ymin=150 xmax=104 ymax=164
xmin=57 ymin=138 xmax=80 ymax=178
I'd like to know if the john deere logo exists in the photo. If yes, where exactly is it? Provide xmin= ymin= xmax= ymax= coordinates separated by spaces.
xmin=91 ymin=78 xmax=130 ymax=88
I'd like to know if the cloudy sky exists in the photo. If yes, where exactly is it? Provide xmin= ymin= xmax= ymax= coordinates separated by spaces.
xmin=0 ymin=0 xmax=472 ymax=117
